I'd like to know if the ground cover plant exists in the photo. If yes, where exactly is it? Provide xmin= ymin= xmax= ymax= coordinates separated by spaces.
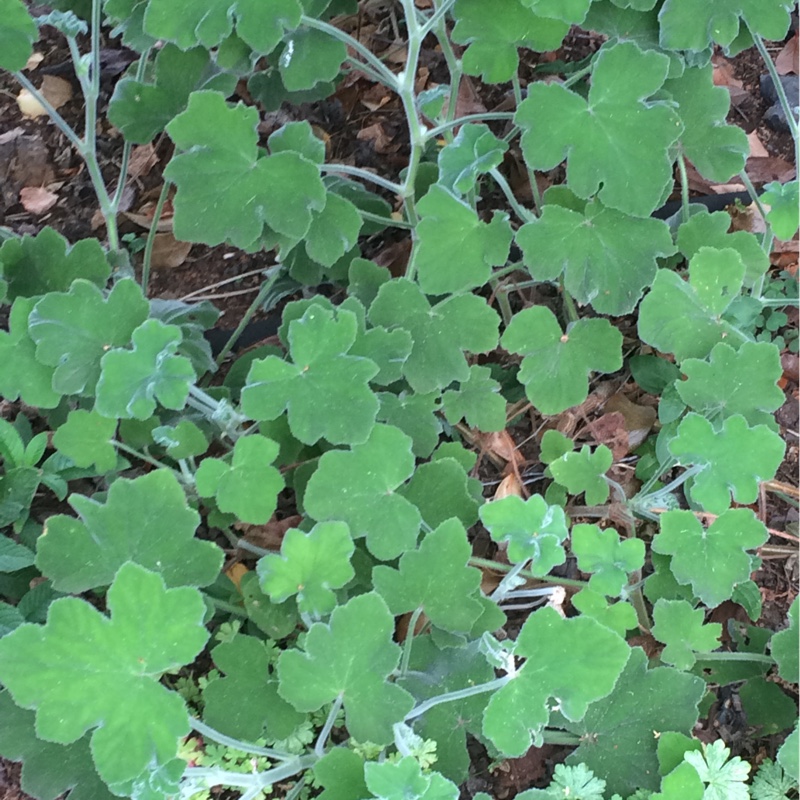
xmin=0 ymin=0 xmax=798 ymax=798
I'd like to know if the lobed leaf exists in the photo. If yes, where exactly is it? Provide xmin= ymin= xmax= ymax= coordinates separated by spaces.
xmin=378 ymin=391 xmax=442 ymax=458
xmin=771 ymin=597 xmax=798 ymax=684
xmin=442 ymin=365 xmax=506 ymax=432
xmin=364 ymin=756 xmax=458 ymax=800
xmin=437 ymin=123 xmax=508 ymax=195
xmin=762 ymin=180 xmax=800 ymax=241
xmin=651 ymin=599 xmax=722 ymax=670
xmin=52 ymin=409 xmax=118 ymax=473
xmin=0 ymin=0 xmax=37 ymax=71
xmin=571 ymin=523 xmax=645 ymax=598
xmin=549 ymin=445 xmax=614 ymax=505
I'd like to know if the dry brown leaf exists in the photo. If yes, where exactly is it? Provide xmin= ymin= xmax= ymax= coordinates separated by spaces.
xmin=583 ymin=411 xmax=630 ymax=461
xmin=150 ymin=232 xmax=192 ymax=269
xmin=356 ymin=121 xmax=398 ymax=153
xmin=234 ymin=514 xmax=302 ymax=551
xmin=493 ymin=473 xmax=524 ymax=501
xmin=19 ymin=185 xmax=58 ymax=214
xmin=16 ymin=88 xmax=48 ymax=118
xmin=745 ymin=156 xmax=796 ymax=185
xmin=373 ymin=238 xmax=411 ymax=276
xmin=127 ymin=143 xmax=158 ymax=178
xmin=711 ymin=53 xmax=743 ymax=88
xmin=40 ymin=75 xmax=73 ymax=110
xmin=482 ymin=430 xmax=524 ymax=467
xmin=24 ymin=52 xmax=44 ymax=70
xmin=776 ymin=34 xmax=798 ymax=75
xmin=604 ymin=394 xmax=657 ymax=451
xmin=747 ymin=131 xmax=769 ymax=158
xmin=224 ymin=562 xmax=249 ymax=592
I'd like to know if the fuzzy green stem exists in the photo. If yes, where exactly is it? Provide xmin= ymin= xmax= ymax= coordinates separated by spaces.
xmin=112 ymin=440 xmax=175 ymax=473
xmin=419 ymin=0 xmax=456 ymax=38
xmin=425 ymin=112 xmax=516 ymax=140
xmin=359 ymin=210 xmax=415 ymax=230
xmin=190 ymin=718 xmax=299 ymax=761
xmin=140 ymin=179 xmax=170 ymax=295
xmin=489 ymin=167 xmax=536 ymax=224
xmin=694 ymin=651 xmax=775 ymax=665
xmin=404 ymin=676 xmax=511 ymax=722
xmin=511 ymin=72 xmax=541 ymax=214
xmin=320 ymin=164 xmax=403 ymax=195
xmin=738 ymin=170 xmax=775 ymax=262
xmin=314 ymin=695 xmax=344 ymax=757
xmin=469 ymin=557 xmax=589 ymax=589
xmin=205 ymin=596 xmax=248 ymax=618
xmin=400 ymin=607 xmax=425 ymax=677
xmin=677 ymin=152 xmax=691 ymax=225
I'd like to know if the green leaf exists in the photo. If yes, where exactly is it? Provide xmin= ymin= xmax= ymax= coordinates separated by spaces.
xmin=314 ymin=747 xmax=369 ymax=800
xmin=195 ymin=434 xmax=284 ymax=525
xmin=515 ymin=199 xmax=676 ymax=314
xmin=0 ymin=534 xmax=34 ymax=572
xmin=0 ymin=562 xmax=209 ymax=785
xmin=739 ymin=676 xmax=798 ymax=735
xmin=304 ymin=424 xmax=421 ymax=561
xmin=373 ymin=518 xmax=485 ymax=633
xmin=479 ymin=494 xmax=569 ymax=574
xmin=152 ymin=420 xmax=208 ymax=459
xmin=516 ymin=42 xmax=680 ymax=216
xmin=676 ymin=341 xmax=784 ymax=427
xmin=443 ymin=365 xmax=506 ymax=432
xmin=36 ymin=470 xmax=222 ymax=592
xmin=502 ymin=308 xmax=622 ymax=415
xmin=564 ymin=648 xmax=705 ymax=796
xmin=240 ymin=571 xmax=299 ymax=640
xmin=452 ymin=0 xmax=569 ymax=83
xmin=652 ymin=509 xmax=767 ymax=607
xmin=368 ymin=279 xmax=500 ymax=394
xmin=143 ymin=0 xmax=302 ymax=52
xmin=108 ymin=45 xmax=237 ymax=144
xmin=278 ymin=592 xmax=414 ymax=745
xmin=762 ymin=180 xmax=800 ymax=241
xmin=664 ymin=65 xmax=748 ymax=181
xmin=0 ymin=690 xmax=116 ymax=800
xmin=571 ymin=589 xmax=638 ymax=638
xmin=165 ymin=91 xmax=326 ymax=248
xmin=243 ymin=305 xmax=378 ymax=445
xmin=669 ymin=413 xmax=784 ymax=513
xmin=483 ymin=607 xmax=630 ymax=755
xmin=658 ymin=0 xmax=792 ymax=50
xmin=522 ymin=763 xmax=607 ymax=800
xmin=0 ymin=299 xmax=61 ymax=409
xmin=28 ymin=278 xmax=149 ymax=397
xmin=0 ymin=227 xmax=110 ymax=302
xmin=52 ymin=409 xmax=118 ymax=472
xmin=751 ymin=758 xmax=799 ymax=800
xmin=539 ymin=429 xmax=573 ymax=463
xmin=571 ymin=523 xmax=645 ymax=597
xmin=638 ymin=248 xmax=746 ymax=361
xmin=684 ymin=741 xmax=750 ymax=800
xmin=651 ymin=599 xmax=722 ymax=670
xmin=437 ymin=124 xmax=508 ymax=195
xmin=95 ymin=319 xmax=195 ymax=419
xmin=778 ymin=726 xmax=799 ymax=783
xmin=400 ymin=458 xmax=481 ymax=531
xmin=549 ymin=445 xmax=614 ymax=505
xmin=771 ymin=597 xmax=798 ymax=684
xmin=279 ymin=27 xmax=346 ymax=90
xmin=365 ymin=756 xmax=458 ymax=800
xmin=415 ymin=186 xmax=512 ymax=295
xmin=304 ymin=192 xmax=363 ymax=267
xmin=257 ymin=522 xmax=354 ymax=616
xmin=377 ymin=391 xmax=442 ymax=458
xmin=0 ymin=0 xmax=36 ymax=70
xmin=202 ymin=635 xmax=304 ymax=741
xmin=523 ymin=0 xmax=593 ymax=24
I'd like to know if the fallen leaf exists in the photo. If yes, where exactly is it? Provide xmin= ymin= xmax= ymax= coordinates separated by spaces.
xmin=747 ymin=131 xmax=769 ymax=158
xmin=493 ymin=473 xmax=524 ymax=501
xmin=776 ymin=34 xmax=798 ymax=75
xmin=711 ymin=53 xmax=743 ymax=88
xmin=19 ymin=186 xmax=58 ymax=215
xmin=127 ymin=143 xmax=158 ymax=178
xmin=150 ymin=232 xmax=192 ymax=269
xmin=482 ymin=430 xmax=525 ymax=467
xmin=582 ymin=411 xmax=630 ymax=461
xmin=356 ymin=121 xmax=398 ymax=154
xmin=16 ymin=88 xmax=48 ymax=118
xmin=224 ymin=562 xmax=249 ymax=592
xmin=40 ymin=75 xmax=73 ymax=110
xmin=234 ymin=514 xmax=302 ymax=551
xmin=604 ymin=394 xmax=657 ymax=452
xmin=24 ymin=52 xmax=44 ymax=71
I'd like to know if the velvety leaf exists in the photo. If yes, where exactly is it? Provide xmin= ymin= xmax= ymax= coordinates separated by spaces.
xmin=279 ymin=27 xmax=347 ymax=90
xmin=483 ymin=607 xmax=630 ymax=755
xmin=36 ymin=470 xmax=222 ymax=592
xmin=0 ymin=563 xmax=208 ymax=785
xmin=415 ymin=186 xmax=513 ymax=295
xmin=377 ymin=391 xmax=442 ymax=458
xmin=0 ymin=534 xmax=34 ymax=573
xmin=762 ymin=180 xmax=800 ymax=241
xmin=523 ymin=0 xmax=592 ymax=24
xmin=0 ymin=0 xmax=37 ymax=70
xmin=365 ymin=757 xmax=458 ymax=800
xmin=549 ymin=445 xmax=614 ymax=505
xmin=437 ymin=124 xmax=508 ymax=195
xmin=571 ymin=589 xmax=639 ymax=638
xmin=313 ymin=747 xmax=369 ymax=800
xmin=442 ymin=365 xmax=506 ymax=432
xmin=152 ymin=420 xmax=208 ymax=459
xmin=652 ymin=509 xmax=767 ymax=607
xmin=304 ymin=424 xmax=421 ymax=561
xmin=258 ymin=522 xmax=354 ymax=616
xmin=516 ymin=199 xmax=675 ymax=314
xmin=771 ymin=597 xmax=798 ymax=684
xmin=571 ymin=523 xmax=645 ymax=597
xmin=684 ymin=741 xmax=751 ymax=800
xmin=516 ymin=42 xmax=680 ymax=216
xmin=195 ymin=434 xmax=284 ymax=525
xmin=651 ymin=599 xmax=722 ymax=670
xmin=400 ymin=458 xmax=481 ymax=530
xmin=52 ymin=409 xmax=118 ymax=473
xmin=564 ymin=648 xmax=705 ymax=796
xmin=669 ymin=413 xmax=784 ymax=514
xmin=304 ymin=193 xmax=363 ymax=267
xmin=502 ymin=308 xmax=622 ymax=415
xmin=278 ymin=593 xmax=414 ymax=745
xmin=373 ymin=519 xmax=485 ymax=633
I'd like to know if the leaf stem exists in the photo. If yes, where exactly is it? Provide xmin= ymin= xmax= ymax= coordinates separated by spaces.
xmin=404 ymin=676 xmax=511 ymax=722
xmin=425 ymin=112 xmax=516 ymax=141
xmin=399 ymin=607 xmax=425 ymax=677
xmin=314 ymin=694 xmax=344 ymax=757
xmin=488 ymin=167 xmax=535 ymax=224
xmin=693 ymin=651 xmax=775 ymax=665
xmin=112 ymin=440 xmax=175 ymax=473
xmin=205 ymin=595 xmax=248 ymax=618
xmin=320 ymin=164 xmax=404 ymax=195
xmin=677 ymin=152 xmax=691 ymax=225
xmin=511 ymin=72 xmax=541 ymax=215
xmin=140 ymin=179 xmax=171 ymax=295
xmin=738 ymin=169 xmax=774 ymax=262
xmin=183 ymin=755 xmax=317 ymax=790
xmin=190 ymin=717 xmax=299 ymax=761
xmin=469 ymin=557 xmax=589 ymax=589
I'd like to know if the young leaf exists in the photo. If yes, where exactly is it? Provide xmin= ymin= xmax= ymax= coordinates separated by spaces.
xmin=658 ymin=0 xmax=793 ymax=50
xmin=571 ymin=589 xmax=638 ymax=638
xmin=549 ymin=445 xmax=614 ymax=505
xmin=669 ymin=413 xmax=785 ymax=513
xmin=563 ymin=648 xmax=705 ymax=796
xmin=442 ymin=365 xmax=506 ymax=433
xmin=0 ymin=690 xmax=116 ymax=800
xmin=152 ymin=420 xmax=208 ymax=459
xmin=0 ymin=227 xmax=110 ymax=302
xmin=313 ymin=747 xmax=369 ymax=800
xmin=651 ymin=599 xmax=722 ymax=670
xmin=415 ymin=185 xmax=513 ymax=295
xmin=652 ymin=509 xmax=767 ymax=608
xmin=516 ymin=42 xmax=680 ymax=216
xmin=479 ymin=494 xmax=569 ymax=574
xmin=195 ymin=434 xmax=284 ymax=525
xmin=664 ymin=65 xmax=748 ymax=181
xmin=28 ymin=278 xmax=149 ymax=397
xmin=750 ymin=758 xmax=799 ymax=800
xmin=524 ymin=763 xmax=607 ymax=800
xmin=304 ymin=424 xmax=421 ymax=561
xmin=36 ymin=470 xmax=222 ymax=593
xmin=202 ymin=634 xmax=304 ymax=741
xmin=278 ymin=592 xmax=414 ymax=745
xmin=257 ymin=522 xmax=355 ymax=616
xmin=0 ymin=0 xmax=37 ymax=70
xmin=502 ymin=308 xmax=622 ymax=416
xmin=771 ymin=597 xmax=798 ymax=684
xmin=761 ymin=180 xmax=800 ymax=241
xmin=437 ymin=124 xmax=508 ymax=195
xmin=684 ymin=741 xmax=750 ymax=800
xmin=368 ymin=279 xmax=500 ymax=394
xmin=373 ymin=518 xmax=485 ymax=633
xmin=165 ymin=91 xmax=326 ymax=248
xmin=95 ymin=319 xmax=196 ymax=419
xmin=52 ymin=409 xmax=118 ymax=473
xmin=278 ymin=28 xmax=347 ymax=91
xmin=676 ymin=341 xmax=784 ymax=427
xmin=0 ymin=563 xmax=209 ymax=786
xmin=242 ymin=305 xmax=379 ymax=445
xmin=452 ymin=0 xmax=569 ymax=83
xmin=483 ymin=607 xmax=630 ymax=755
xmin=364 ymin=756 xmax=458 ymax=800
xmin=516 ymin=199 xmax=676 ymax=315
xmin=571 ymin=523 xmax=645 ymax=597
xmin=638 ymin=248 xmax=746 ymax=362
